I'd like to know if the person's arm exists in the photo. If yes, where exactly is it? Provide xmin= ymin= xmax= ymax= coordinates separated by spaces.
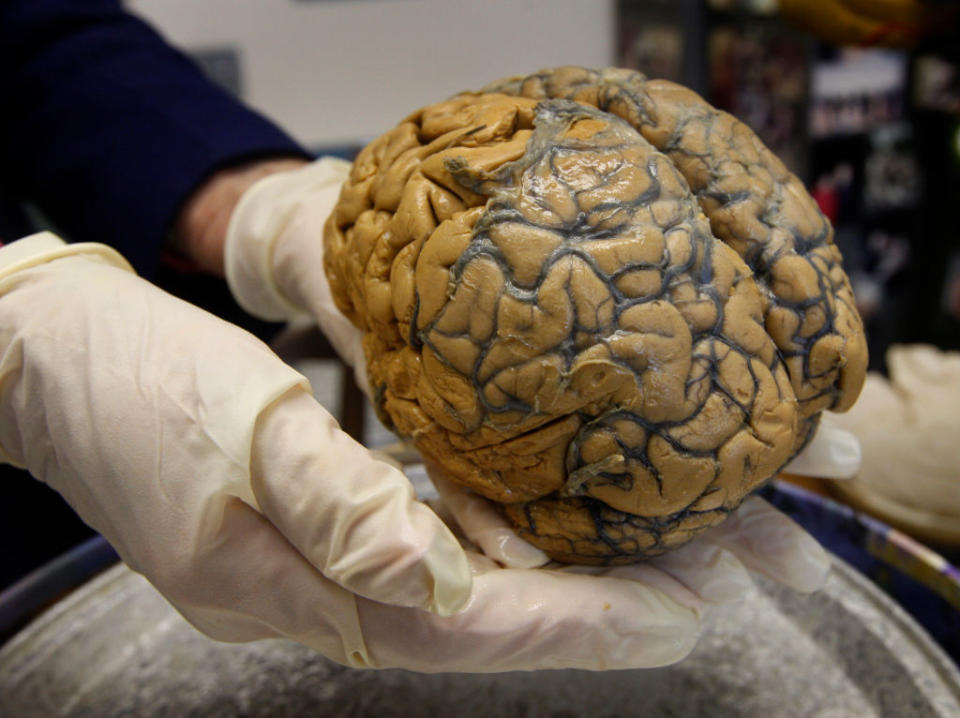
xmin=0 ymin=0 xmax=308 ymax=277
xmin=171 ymin=157 xmax=308 ymax=275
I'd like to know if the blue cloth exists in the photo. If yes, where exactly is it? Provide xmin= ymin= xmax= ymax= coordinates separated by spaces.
xmin=0 ymin=0 xmax=308 ymax=276
xmin=761 ymin=483 xmax=960 ymax=668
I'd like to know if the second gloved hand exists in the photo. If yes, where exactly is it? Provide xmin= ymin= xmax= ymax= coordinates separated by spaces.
xmin=225 ymin=157 xmax=367 ymax=390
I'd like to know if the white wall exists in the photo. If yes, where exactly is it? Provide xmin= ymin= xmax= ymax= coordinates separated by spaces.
xmin=128 ymin=0 xmax=616 ymax=149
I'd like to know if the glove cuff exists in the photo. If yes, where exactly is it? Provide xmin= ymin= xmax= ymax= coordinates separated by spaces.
xmin=0 ymin=233 xmax=137 ymax=467
xmin=225 ymin=157 xmax=352 ymax=322
xmin=0 ymin=232 xmax=135 ymax=284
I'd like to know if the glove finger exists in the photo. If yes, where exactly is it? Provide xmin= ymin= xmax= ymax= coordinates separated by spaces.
xmin=153 ymin=496 xmax=368 ymax=668
xmin=783 ymin=417 xmax=861 ymax=479
xmin=430 ymin=471 xmax=550 ymax=569
xmin=703 ymin=496 xmax=831 ymax=593
xmin=645 ymin=540 xmax=755 ymax=605
xmin=356 ymin=561 xmax=701 ymax=672
xmin=558 ymin=561 xmax=704 ymax=614
xmin=249 ymin=389 xmax=472 ymax=615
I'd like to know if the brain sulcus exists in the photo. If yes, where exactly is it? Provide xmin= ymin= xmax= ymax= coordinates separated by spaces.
xmin=324 ymin=66 xmax=867 ymax=564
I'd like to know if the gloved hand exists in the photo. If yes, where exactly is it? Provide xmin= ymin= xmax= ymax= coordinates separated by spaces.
xmin=0 ymin=232 xmax=762 ymax=672
xmin=0 ymin=236 xmax=473 ymax=639
xmin=225 ymin=157 xmax=369 ymax=392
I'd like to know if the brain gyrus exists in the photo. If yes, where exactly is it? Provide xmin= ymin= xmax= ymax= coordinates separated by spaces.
xmin=324 ymin=67 xmax=867 ymax=563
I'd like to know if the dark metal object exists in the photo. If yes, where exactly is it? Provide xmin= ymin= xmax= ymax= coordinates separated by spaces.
xmin=2 ymin=557 xmax=959 ymax=717
xmin=0 ymin=536 xmax=117 ymax=647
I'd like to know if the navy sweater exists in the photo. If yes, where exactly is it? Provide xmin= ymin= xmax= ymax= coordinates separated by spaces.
xmin=0 ymin=0 xmax=307 ymax=276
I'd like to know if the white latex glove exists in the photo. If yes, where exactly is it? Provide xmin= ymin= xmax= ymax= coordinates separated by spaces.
xmin=0 ymin=235 xmax=464 ymax=630
xmin=224 ymin=157 xmax=859 ymax=586
xmin=0 ymin=233 xmax=729 ymax=672
xmin=225 ymin=157 xmax=368 ymax=393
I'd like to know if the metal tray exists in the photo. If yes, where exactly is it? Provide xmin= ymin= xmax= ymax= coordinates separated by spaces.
xmin=1 ymin=557 xmax=959 ymax=717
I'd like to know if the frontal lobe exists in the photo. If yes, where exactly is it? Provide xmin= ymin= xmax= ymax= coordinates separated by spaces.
xmin=325 ymin=70 xmax=861 ymax=563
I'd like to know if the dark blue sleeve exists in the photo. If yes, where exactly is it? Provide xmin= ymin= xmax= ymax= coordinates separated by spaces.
xmin=0 ymin=0 xmax=309 ymax=276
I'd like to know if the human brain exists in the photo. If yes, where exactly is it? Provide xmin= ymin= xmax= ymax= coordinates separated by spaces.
xmin=324 ymin=67 xmax=868 ymax=564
